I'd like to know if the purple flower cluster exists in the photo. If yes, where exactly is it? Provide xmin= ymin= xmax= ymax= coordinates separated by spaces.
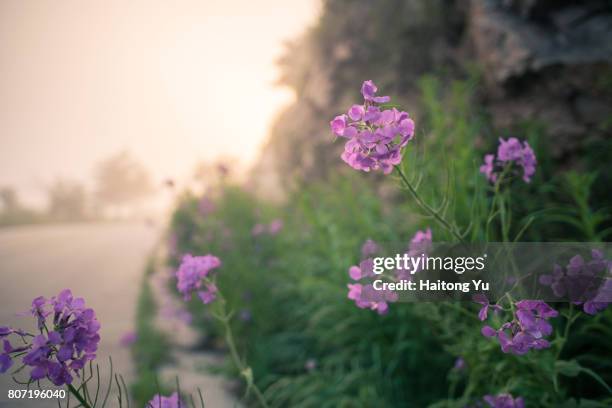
xmin=146 ymin=392 xmax=185 ymax=408
xmin=347 ymin=230 xmax=432 ymax=314
xmin=408 ymin=228 xmax=432 ymax=255
xmin=252 ymin=218 xmax=284 ymax=237
xmin=539 ymin=250 xmax=611 ymax=315
xmin=480 ymin=299 xmax=558 ymax=355
xmin=395 ymin=228 xmax=432 ymax=279
xmin=331 ymin=80 xmax=415 ymax=174
xmin=483 ymin=393 xmax=524 ymax=408
xmin=361 ymin=239 xmax=379 ymax=258
xmin=198 ymin=196 xmax=216 ymax=216
xmin=176 ymin=254 xmax=221 ymax=304
xmin=480 ymin=138 xmax=536 ymax=183
xmin=347 ymin=283 xmax=397 ymax=315
xmin=347 ymin=238 xmax=397 ymax=314
xmin=0 ymin=289 xmax=100 ymax=386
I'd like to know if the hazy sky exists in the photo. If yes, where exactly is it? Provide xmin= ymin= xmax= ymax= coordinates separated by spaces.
xmin=0 ymin=0 xmax=319 ymax=206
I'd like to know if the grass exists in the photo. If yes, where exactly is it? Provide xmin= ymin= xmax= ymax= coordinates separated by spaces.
xmin=160 ymin=75 xmax=612 ymax=407
xmin=130 ymin=255 xmax=172 ymax=406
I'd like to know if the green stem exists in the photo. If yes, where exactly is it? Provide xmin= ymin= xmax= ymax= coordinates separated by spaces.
xmin=552 ymin=304 xmax=580 ymax=394
xmin=491 ymin=164 xmax=513 ymax=242
xmin=216 ymin=294 xmax=269 ymax=408
xmin=68 ymin=384 xmax=92 ymax=408
xmin=556 ymin=304 xmax=578 ymax=360
xmin=395 ymin=166 xmax=465 ymax=242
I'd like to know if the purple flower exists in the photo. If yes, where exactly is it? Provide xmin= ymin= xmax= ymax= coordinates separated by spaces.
xmin=346 ymin=231 xmax=430 ymax=314
xmin=347 ymin=283 xmax=363 ymax=302
xmin=480 ymin=154 xmax=497 ymax=183
xmin=348 ymin=259 xmax=375 ymax=281
xmin=361 ymin=80 xmax=390 ymax=103
xmin=349 ymin=239 xmax=381 ymax=280
xmin=198 ymin=196 xmax=215 ymax=216
xmin=176 ymin=254 xmax=221 ymax=303
xmin=332 ymin=80 xmax=415 ymax=174
xmin=119 ymin=331 xmax=137 ymax=347
xmin=0 ymin=340 xmax=16 ymax=373
xmin=361 ymin=239 xmax=379 ymax=258
xmin=146 ymin=392 xmax=185 ymax=408
xmin=330 ymin=115 xmax=347 ymax=137
xmin=520 ymin=143 xmax=537 ymax=182
xmin=483 ymin=393 xmax=524 ymax=408
xmin=239 ymin=309 xmax=252 ymax=322
xmin=268 ymin=219 xmax=283 ymax=235
xmin=394 ymin=228 xmax=433 ymax=278
xmin=453 ymin=357 xmax=466 ymax=372
xmin=515 ymin=300 xmax=557 ymax=337
xmin=348 ymin=105 xmax=365 ymax=121
xmin=346 ymin=283 xmax=397 ymax=315
xmin=539 ymin=250 xmax=610 ymax=314
xmin=0 ymin=327 xmax=13 ymax=337
xmin=473 ymin=294 xmax=501 ymax=321
xmin=1 ymin=290 xmax=100 ymax=385
xmin=197 ymin=283 xmax=218 ymax=304
xmin=497 ymin=138 xmax=524 ymax=162
xmin=480 ymin=300 xmax=558 ymax=355
xmin=348 ymin=266 xmax=362 ymax=281
xmin=481 ymin=326 xmax=497 ymax=337
xmin=408 ymin=228 xmax=432 ymax=256
xmin=251 ymin=223 xmax=265 ymax=236
xmin=480 ymin=138 xmax=537 ymax=183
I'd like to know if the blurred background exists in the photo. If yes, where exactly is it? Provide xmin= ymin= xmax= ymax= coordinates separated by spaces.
xmin=1 ymin=0 xmax=611 ymax=406
xmin=0 ymin=0 xmax=319 ymax=222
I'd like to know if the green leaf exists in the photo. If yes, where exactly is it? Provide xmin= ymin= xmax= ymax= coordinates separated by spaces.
xmin=556 ymin=360 xmax=582 ymax=377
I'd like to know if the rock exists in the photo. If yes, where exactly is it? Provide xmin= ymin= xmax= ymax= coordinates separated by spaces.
xmin=467 ymin=0 xmax=612 ymax=158
xmin=470 ymin=0 xmax=612 ymax=87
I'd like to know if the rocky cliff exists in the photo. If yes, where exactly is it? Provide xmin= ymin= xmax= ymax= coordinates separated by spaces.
xmin=252 ymin=0 xmax=612 ymax=196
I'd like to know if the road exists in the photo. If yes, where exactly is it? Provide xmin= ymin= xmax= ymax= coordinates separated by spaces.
xmin=0 ymin=222 xmax=159 ymax=407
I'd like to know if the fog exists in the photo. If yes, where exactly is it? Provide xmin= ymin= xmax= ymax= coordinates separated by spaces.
xmin=0 ymin=0 xmax=319 ymax=208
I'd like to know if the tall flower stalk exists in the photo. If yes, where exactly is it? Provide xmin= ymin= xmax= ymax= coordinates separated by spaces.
xmin=395 ymin=165 xmax=465 ymax=242
xmin=175 ymin=253 xmax=269 ymax=408
xmin=211 ymin=292 xmax=269 ymax=408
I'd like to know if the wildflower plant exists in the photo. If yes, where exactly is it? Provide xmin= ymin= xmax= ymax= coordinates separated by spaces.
xmin=174 ymin=253 xmax=270 ymax=408
xmin=332 ymin=80 xmax=465 ymax=242
xmin=346 ymin=229 xmax=432 ymax=314
xmin=479 ymin=297 xmax=558 ymax=355
xmin=1 ymin=289 xmax=210 ymax=407
xmin=480 ymin=138 xmax=537 ymax=184
xmin=0 ymin=290 xmax=101 ymax=402
xmin=329 ymin=80 xmax=611 ymax=405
